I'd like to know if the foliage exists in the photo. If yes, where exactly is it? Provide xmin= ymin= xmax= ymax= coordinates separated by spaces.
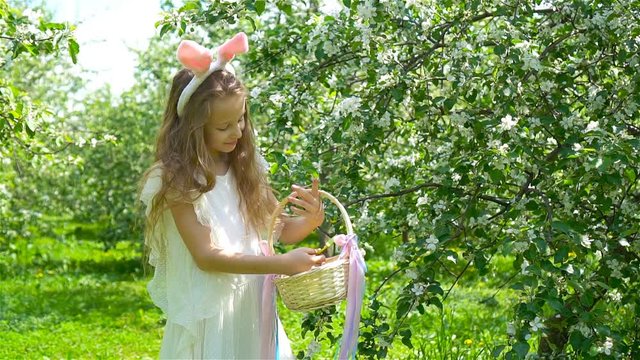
xmin=0 ymin=0 xmax=78 ymax=144
xmin=1 ymin=0 xmax=638 ymax=358
xmin=155 ymin=0 xmax=640 ymax=358
xmin=0 ymin=0 xmax=82 ymax=250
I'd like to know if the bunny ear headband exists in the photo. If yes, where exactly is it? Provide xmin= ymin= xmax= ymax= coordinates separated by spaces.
xmin=176 ymin=32 xmax=249 ymax=118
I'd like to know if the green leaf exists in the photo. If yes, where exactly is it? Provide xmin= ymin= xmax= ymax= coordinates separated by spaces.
xmin=269 ymin=162 xmax=278 ymax=174
xmin=444 ymin=97 xmax=456 ymax=111
xmin=554 ymin=246 xmax=569 ymax=263
xmin=314 ymin=42 xmax=326 ymax=60
xmin=396 ymin=297 xmax=411 ymax=318
xmin=552 ymin=221 xmax=571 ymax=234
xmin=400 ymin=329 xmax=413 ymax=348
xmin=342 ymin=0 xmax=351 ymax=8
xmin=513 ymin=342 xmax=530 ymax=358
xmin=493 ymin=44 xmax=506 ymax=55
xmin=159 ymin=23 xmax=172 ymax=38
xmin=624 ymin=168 xmax=636 ymax=182
xmin=492 ymin=345 xmax=506 ymax=357
xmin=277 ymin=2 xmax=293 ymax=16
xmin=255 ymin=0 xmax=266 ymax=15
xmin=179 ymin=1 xmax=199 ymax=12
xmin=427 ymin=284 xmax=444 ymax=296
xmin=67 ymin=38 xmax=79 ymax=64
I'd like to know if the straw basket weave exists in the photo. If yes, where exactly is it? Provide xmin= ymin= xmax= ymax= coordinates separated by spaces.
xmin=267 ymin=190 xmax=353 ymax=312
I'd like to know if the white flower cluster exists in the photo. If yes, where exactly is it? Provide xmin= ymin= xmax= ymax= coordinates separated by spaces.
xmin=570 ymin=322 xmax=593 ymax=338
xmin=512 ymin=241 xmax=529 ymax=253
xmin=407 ymin=213 xmax=419 ymax=227
xmin=580 ymin=234 xmax=593 ymax=248
xmin=356 ymin=0 xmax=376 ymax=21
xmin=425 ymin=234 xmax=438 ymax=251
xmin=597 ymin=337 xmax=614 ymax=356
xmin=607 ymin=289 xmax=622 ymax=302
xmin=411 ymin=282 xmax=426 ymax=296
xmin=392 ymin=246 xmax=406 ymax=262
xmin=606 ymin=259 xmax=623 ymax=279
xmin=373 ymin=111 xmax=392 ymax=127
xmin=499 ymin=114 xmax=518 ymax=132
xmin=269 ymin=93 xmax=285 ymax=107
xmin=405 ymin=268 xmax=418 ymax=280
xmin=529 ymin=316 xmax=545 ymax=332
xmin=416 ymin=194 xmax=429 ymax=207
xmin=335 ymin=96 xmax=362 ymax=118
xmin=383 ymin=177 xmax=400 ymax=191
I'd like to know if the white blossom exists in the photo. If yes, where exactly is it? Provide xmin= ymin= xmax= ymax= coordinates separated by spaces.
xmin=598 ymin=337 xmax=614 ymax=355
xmin=250 ymin=86 xmax=262 ymax=98
xmin=521 ymin=259 xmax=530 ymax=274
xmin=425 ymin=235 xmax=439 ymax=251
xmin=411 ymin=282 xmax=425 ymax=296
xmin=336 ymin=96 xmax=362 ymax=117
xmin=356 ymin=0 xmax=376 ymax=20
xmin=580 ymin=234 xmax=593 ymax=248
xmin=405 ymin=268 xmax=418 ymax=280
xmin=507 ymin=322 xmax=516 ymax=336
xmin=565 ymin=264 xmax=574 ymax=275
xmin=269 ymin=93 xmax=285 ymax=107
xmin=571 ymin=322 xmax=592 ymax=338
xmin=607 ymin=289 xmax=622 ymax=302
xmin=586 ymin=121 xmax=599 ymax=132
xmin=374 ymin=111 xmax=391 ymax=127
xmin=513 ymin=241 xmax=529 ymax=253
xmin=417 ymin=194 xmax=429 ymax=207
xmin=407 ymin=213 xmax=419 ymax=227
xmin=384 ymin=177 xmax=400 ymax=191
xmin=499 ymin=114 xmax=518 ymax=132
xmin=392 ymin=247 xmax=406 ymax=262
xmin=529 ymin=316 xmax=545 ymax=332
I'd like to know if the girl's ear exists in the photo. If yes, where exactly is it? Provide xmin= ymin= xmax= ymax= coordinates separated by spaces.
xmin=176 ymin=40 xmax=213 ymax=75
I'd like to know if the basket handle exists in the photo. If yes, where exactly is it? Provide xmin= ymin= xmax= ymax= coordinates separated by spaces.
xmin=267 ymin=189 xmax=354 ymax=253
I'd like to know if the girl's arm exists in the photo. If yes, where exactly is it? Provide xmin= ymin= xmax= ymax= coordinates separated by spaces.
xmin=170 ymin=202 xmax=325 ymax=275
xmin=278 ymin=214 xmax=321 ymax=245
xmin=277 ymin=180 xmax=325 ymax=245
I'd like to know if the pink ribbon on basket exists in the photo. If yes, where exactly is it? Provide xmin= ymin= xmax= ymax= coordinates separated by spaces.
xmin=259 ymin=240 xmax=279 ymax=359
xmin=333 ymin=233 xmax=367 ymax=360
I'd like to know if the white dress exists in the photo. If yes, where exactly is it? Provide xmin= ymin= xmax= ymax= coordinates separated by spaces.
xmin=140 ymin=155 xmax=294 ymax=359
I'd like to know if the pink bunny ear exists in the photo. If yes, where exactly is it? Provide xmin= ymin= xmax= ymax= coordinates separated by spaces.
xmin=217 ymin=32 xmax=249 ymax=62
xmin=176 ymin=40 xmax=213 ymax=74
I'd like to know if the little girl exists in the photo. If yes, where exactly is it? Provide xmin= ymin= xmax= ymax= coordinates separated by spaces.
xmin=138 ymin=32 xmax=326 ymax=359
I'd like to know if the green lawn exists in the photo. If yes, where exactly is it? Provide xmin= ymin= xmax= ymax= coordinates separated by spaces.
xmin=1 ymin=232 xmax=518 ymax=359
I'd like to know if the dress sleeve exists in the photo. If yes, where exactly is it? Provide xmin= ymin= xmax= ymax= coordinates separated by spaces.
xmin=140 ymin=166 xmax=163 ymax=217
xmin=138 ymin=165 xmax=167 ymax=274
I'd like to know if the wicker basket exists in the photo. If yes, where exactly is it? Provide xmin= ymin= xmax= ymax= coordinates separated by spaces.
xmin=267 ymin=189 xmax=354 ymax=312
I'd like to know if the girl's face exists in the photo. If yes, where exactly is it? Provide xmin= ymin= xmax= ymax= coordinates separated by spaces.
xmin=204 ymin=94 xmax=246 ymax=159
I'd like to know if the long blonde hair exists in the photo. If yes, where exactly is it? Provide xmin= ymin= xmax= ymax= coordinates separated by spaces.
xmin=137 ymin=68 xmax=281 ymax=271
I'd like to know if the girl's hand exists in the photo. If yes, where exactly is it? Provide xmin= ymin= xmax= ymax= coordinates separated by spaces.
xmin=288 ymin=177 xmax=325 ymax=228
xmin=282 ymin=247 xmax=326 ymax=276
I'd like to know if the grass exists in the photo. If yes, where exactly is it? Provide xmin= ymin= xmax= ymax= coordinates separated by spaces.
xmin=0 ymin=223 xmax=519 ymax=359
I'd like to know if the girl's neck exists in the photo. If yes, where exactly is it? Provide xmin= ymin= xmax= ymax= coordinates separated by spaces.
xmin=213 ymin=152 xmax=230 ymax=175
